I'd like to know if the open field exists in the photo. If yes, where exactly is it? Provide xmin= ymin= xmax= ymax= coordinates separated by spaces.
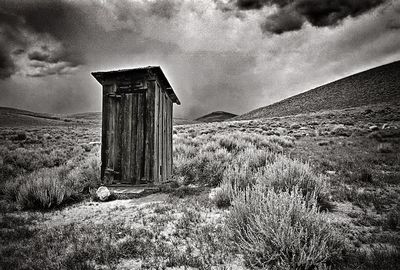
xmin=1 ymin=103 xmax=400 ymax=269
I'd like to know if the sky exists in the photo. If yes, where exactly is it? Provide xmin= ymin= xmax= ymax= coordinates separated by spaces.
xmin=0 ymin=0 xmax=399 ymax=119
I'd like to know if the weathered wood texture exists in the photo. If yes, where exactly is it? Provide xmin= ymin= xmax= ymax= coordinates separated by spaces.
xmin=93 ymin=67 xmax=179 ymax=185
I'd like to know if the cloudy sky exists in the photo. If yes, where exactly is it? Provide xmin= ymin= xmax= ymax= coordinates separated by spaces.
xmin=0 ymin=0 xmax=399 ymax=119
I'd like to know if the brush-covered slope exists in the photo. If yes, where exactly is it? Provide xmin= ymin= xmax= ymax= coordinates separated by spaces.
xmin=196 ymin=111 xmax=237 ymax=122
xmin=0 ymin=106 xmax=197 ymax=127
xmin=236 ymin=60 xmax=400 ymax=120
xmin=0 ymin=107 xmax=101 ymax=127
xmin=67 ymin=112 xmax=102 ymax=121
xmin=0 ymin=107 xmax=69 ymax=127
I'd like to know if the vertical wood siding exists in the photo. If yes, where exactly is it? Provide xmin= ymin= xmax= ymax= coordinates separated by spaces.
xmin=101 ymin=76 xmax=174 ymax=185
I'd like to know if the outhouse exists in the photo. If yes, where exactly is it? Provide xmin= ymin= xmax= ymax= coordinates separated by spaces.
xmin=92 ymin=66 xmax=180 ymax=185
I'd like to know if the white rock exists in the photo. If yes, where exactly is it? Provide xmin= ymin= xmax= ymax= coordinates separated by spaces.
xmin=369 ymin=125 xmax=379 ymax=131
xmin=89 ymin=141 xmax=101 ymax=146
xmin=209 ymin=187 xmax=222 ymax=201
xmin=96 ymin=186 xmax=111 ymax=201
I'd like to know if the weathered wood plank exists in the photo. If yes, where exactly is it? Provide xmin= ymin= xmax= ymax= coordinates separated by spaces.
xmin=162 ymin=93 xmax=167 ymax=181
xmin=128 ymin=94 xmax=133 ymax=182
xmin=126 ymin=94 xmax=133 ymax=183
xmin=136 ymin=93 xmax=145 ymax=182
xmin=170 ymin=100 xmax=173 ymax=179
xmin=130 ymin=94 xmax=138 ymax=184
xmin=153 ymin=82 xmax=160 ymax=183
xmin=107 ymin=97 xmax=115 ymax=170
xmin=101 ymin=84 xmax=112 ymax=183
xmin=120 ymin=94 xmax=127 ymax=183
xmin=165 ymin=96 xmax=168 ymax=181
xmin=116 ymin=98 xmax=122 ymax=180
xmin=101 ymin=88 xmax=107 ymax=181
xmin=167 ymin=98 xmax=172 ymax=180
xmin=121 ymin=94 xmax=133 ymax=183
xmin=144 ymin=81 xmax=154 ymax=183
xmin=159 ymin=90 xmax=164 ymax=181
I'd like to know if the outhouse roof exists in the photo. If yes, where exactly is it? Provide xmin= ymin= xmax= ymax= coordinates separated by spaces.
xmin=92 ymin=66 xmax=180 ymax=105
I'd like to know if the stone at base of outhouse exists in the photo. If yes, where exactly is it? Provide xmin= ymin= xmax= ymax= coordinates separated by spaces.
xmin=106 ymin=184 xmax=161 ymax=199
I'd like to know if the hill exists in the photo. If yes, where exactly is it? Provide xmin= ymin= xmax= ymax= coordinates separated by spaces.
xmin=0 ymin=106 xmax=197 ymax=127
xmin=173 ymin=118 xmax=199 ymax=125
xmin=0 ymin=107 xmax=70 ymax=127
xmin=0 ymin=107 xmax=102 ymax=127
xmin=196 ymin=111 xmax=237 ymax=122
xmin=67 ymin=112 xmax=102 ymax=121
xmin=236 ymin=60 xmax=400 ymax=120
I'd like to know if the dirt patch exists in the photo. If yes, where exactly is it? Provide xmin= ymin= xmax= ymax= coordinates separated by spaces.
xmin=41 ymin=193 xmax=170 ymax=227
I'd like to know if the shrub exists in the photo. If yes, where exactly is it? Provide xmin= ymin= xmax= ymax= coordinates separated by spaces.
xmin=173 ymin=149 xmax=231 ymax=186
xmin=236 ymin=148 xmax=276 ymax=170
xmin=331 ymin=125 xmax=351 ymax=137
xmin=227 ymin=187 xmax=343 ymax=269
xmin=353 ymin=168 xmax=373 ymax=183
xmin=16 ymin=168 xmax=70 ymax=210
xmin=290 ymin=123 xmax=301 ymax=129
xmin=14 ymin=132 xmax=27 ymax=141
xmin=377 ymin=143 xmax=393 ymax=153
xmin=2 ymin=176 xmax=23 ymax=201
xmin=78 ymin=155 xmax=101 ymax=188
xmin=218 ymin=137 xmax=241 ymax=152
xmin=240 ymin=133 xmax=283 ymax=152
xmin=256 ymin=155 xmax=329 ymax=203
xmin=210 ymin=185 xmax=233 ymax=208
xmin=386 ymin=205 xmax=400 ymax=230
xmin=268 ymin=135 xmax=295 ymax=148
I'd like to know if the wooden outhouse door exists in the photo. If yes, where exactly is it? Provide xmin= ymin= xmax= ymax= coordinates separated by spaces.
xmin=105 ymin=91 xmax=147 ymax=185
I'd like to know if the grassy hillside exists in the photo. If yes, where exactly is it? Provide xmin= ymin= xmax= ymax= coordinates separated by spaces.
xmin=236 ymin=60 xmax=400 ymax=120
xmin=0 ymin=106 xmax=198 ymax=127
xmin=0 ymin=107 xmax=71 ymax=127
xmin=173 ymin=118 xmax=199 ymax=125
xmin=0 ymin=107 xmax=105 ymax=127
xmin=196 ymin=111 xmax=237 ymax=122
xmin=67 ymin=112 xmax=102 ymax=121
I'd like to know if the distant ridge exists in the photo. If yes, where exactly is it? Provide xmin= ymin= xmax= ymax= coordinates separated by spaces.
xmin=0 ymin=107 xmax=100 ymax=127
xmin=196 ymin=111 xmax=237 ymax=122
xmin=236 ymin=60 xmax=400 ymax=120
xmin=0 ymin=106 xmax=196 ymax=127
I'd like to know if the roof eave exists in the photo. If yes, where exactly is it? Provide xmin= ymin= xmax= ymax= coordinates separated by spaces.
xmin=91 ymin=67 xmax=181 ymax=105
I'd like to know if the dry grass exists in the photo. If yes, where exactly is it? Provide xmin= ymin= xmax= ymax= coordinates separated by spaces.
xmin=1 ymin=103 xmax=400 ymax=269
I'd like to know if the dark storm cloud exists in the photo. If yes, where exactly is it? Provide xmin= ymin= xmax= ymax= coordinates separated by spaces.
xmin=262 ymin=7 xmax=304 ymax=34
xmin=26 ymin=45 xmax=81 ymax=77
xmin=232 ymin=0 xmax=387 ymax=33
xmin=0 ymin=0 xmax=399 ymax=119
xmin=0 ymin=46 xmax=17 ymax=79
xmin=28 ymin=51 xmax=51 ymax=62
xmin=149 ymin=0 xmax=182 ymax=19
xmin=0 ymin=8 xmax=27 ymax=78
xmin=386 ymin=2 xmax=400 ymax=30
xmin=0 ymin=0 xmax=86 ymax=79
